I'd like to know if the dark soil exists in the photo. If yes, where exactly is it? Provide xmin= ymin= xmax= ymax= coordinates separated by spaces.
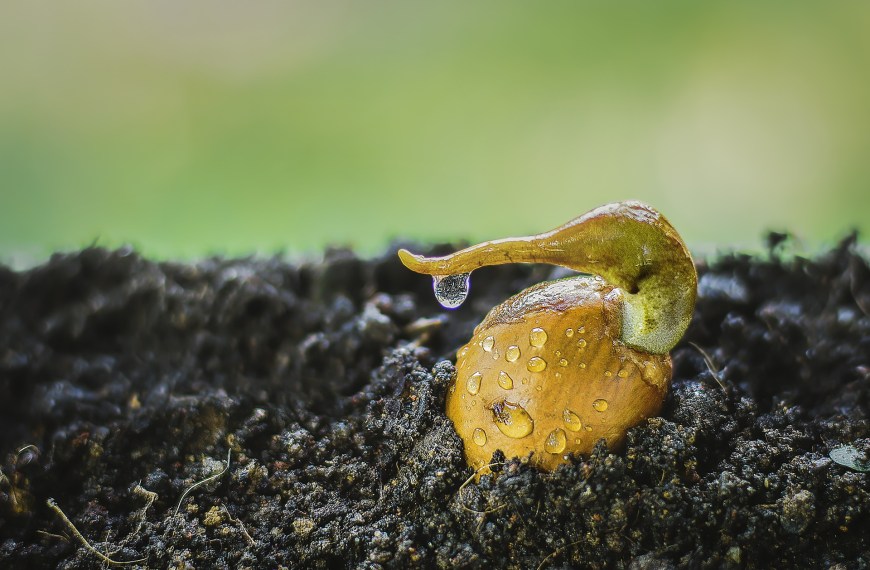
xmin=1 ymin=237 xmax=869 ymax=569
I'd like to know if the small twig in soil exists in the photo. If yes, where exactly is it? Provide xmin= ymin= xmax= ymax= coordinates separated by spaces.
xmin=174 ymin=449 xmax=232 ymax=516
xmin=17 ymin=444 xmax=38 ymax=456
xmin=689 ymin=342 xmax=727 ymax=392
xmin=536 ymin=539 xmax=584 ymax=570
xmin=45 ymin=498 xmax=146 ymax=566
xmin=455 ymin=462 xmax=507 ymax=515
xmin=221 ymin=504 xmax=255 ymax=546
xmin=36 ymin=530 xmax=69 ymax=543
xmin=130 ymin=485 xmax=157 ymax=536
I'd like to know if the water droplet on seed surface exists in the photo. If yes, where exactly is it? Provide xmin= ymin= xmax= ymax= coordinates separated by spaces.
xmin=506 ymin=346 xmax=521 ymax=362
xmin=491 ymin=400 xmax=534 ymax=438
xmin=497 ymin=371 xmax=514 ymax=390
xmin=527 ymin=356 xmax=547 ymax=372
xmin=432 ymin=273 xmax=470 ymax=309
xmin=472 ymin=428 xmax=487 ymax=446
xmin=592 ymin=399 xmax=609 ymax=412
xmin=466 ymin=372 xmax=482 ymax=395
xmin=565 ymin=328 xmax=574 ymax=338
xmin=563 ymin=409 xmax=582 ymax=431
xmin=545 ymin=428 xmax=567 ymax=454
xmin=559 ymin=358 xmax=568 ymax=367
xmin=529 ymin=328 xmax=548 ymax=347
xmin=482 ymin=336 xmax=495 ymax=352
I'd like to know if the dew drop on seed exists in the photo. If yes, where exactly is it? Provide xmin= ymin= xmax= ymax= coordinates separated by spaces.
xmin=497 ymin=371 xmax=514 ymax=390
xmin=563 ymin=409 xmax=582 ymax=432
xmin=527 ymin=356 xmax=547 ymax=372
xmin=617 ymin=369 xmax=629 ymax=378
xmin=491 ymin=400 xmax=534 ymax=439
xmin=592 ymin=399 xmax=609 ymax=412
xmin=506 ymin=345 xmax=521 ymax=362
xmin=544 ymin=428 xmax=567 ymax=454
xmin=482 ymin=336 xmax=495 ymax=352
xmin=577 ymin=326 xmax=585 ymax=334
xmin=432 ymin=273 xmax=470 ymax=309
xmin=472 ymin=428 xmax=487 ymax=446
xmin=466 ymin=372 xmax=482 ymax=395
xmin=578 ymin=362 xmax=586 ymax=369
xmin=529 ymin=327 xmax=548 ymax=347
xmin=565 ymin=328 xmax=574 ymax=338
xmin=604 ymin=371 xmax=612 ymax=378
xmin=577 ymin=339 xmax=587 ymax=349
xmin=559 ymin=358 xmax=568 ymax=367
xmin=491 ymin=348 xmax=500 ymax=360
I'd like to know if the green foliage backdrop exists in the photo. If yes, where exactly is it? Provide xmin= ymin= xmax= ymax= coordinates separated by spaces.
xmin=2 ymin=2 xmax=869 ymax=264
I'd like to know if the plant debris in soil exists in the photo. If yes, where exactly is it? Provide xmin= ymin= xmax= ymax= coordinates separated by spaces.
xmin=0 ymin=235 xmax=868 ymax=569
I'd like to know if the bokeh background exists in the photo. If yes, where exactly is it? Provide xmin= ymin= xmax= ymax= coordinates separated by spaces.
xmin=2 ymin=1 xmax=869 ymax=266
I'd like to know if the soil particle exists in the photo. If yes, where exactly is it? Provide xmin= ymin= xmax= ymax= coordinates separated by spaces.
xmin=1 ymin=236 xmax=869 ymax=568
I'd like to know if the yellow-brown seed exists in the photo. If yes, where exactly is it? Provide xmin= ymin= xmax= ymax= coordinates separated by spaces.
xmin=398 ymin=201 xmax=696 ymax=476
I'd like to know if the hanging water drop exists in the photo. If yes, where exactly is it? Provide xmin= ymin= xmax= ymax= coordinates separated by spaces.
xmin=432 ymin=273 xmax=470 ymax=309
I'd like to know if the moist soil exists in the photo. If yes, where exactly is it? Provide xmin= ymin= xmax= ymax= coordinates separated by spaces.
xmin=0 ymin=237 xmax=868 ymax=569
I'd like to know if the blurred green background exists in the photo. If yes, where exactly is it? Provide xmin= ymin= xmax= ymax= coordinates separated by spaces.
xmin=1 ymin=1 xmax=869 ymax=266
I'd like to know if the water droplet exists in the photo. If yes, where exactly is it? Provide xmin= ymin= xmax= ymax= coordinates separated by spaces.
xmin=506 ymin=346 xmax=521 ymax=362
xmin=585 ymin=425 xmax=593 ymax=432
xmin=544 ymin=428 xmax=567 ymax=454
xmin=491 ymin=400 xmax=534 ymax=439
xmin=592 ymin=399 xmax=609 ymax=412
xmin=577 ymin=326 xmax=586 ymax=334
xmin=527 ymin=356 xmax=547 ymax=372
xmin=578 ymin=362 xmax=586 ymax=369
xmin=604 ymin=371 xmax=612 ymax=378
xmin=558 ymin=358 xmax=568 ymax=367
xmin=482 ymin=336 xmax=494 ymax=352
xmin=529 ymin=327 xmax=548 ymax=347
xmin=617 ymin=369 xmax=629 ymax=378
xmin=466 ymin=372 xmax=482 ymax=395
xmin=457 ymin=346 xmax=469 ymax=359
xmin=472 ymin=428 xmax=487 ymax=446
xmin=565 ymin=328 xmax=574 ymax=338
xmin=577 ymin=339 xmax=587 ymax=349
xmin=432 ymin=273 xmax=470 ymax=309
xmin=491 ymin=348 xmax=500 ymax=360
xmin=497 ymin=371 xmax=514 ymax=390
xmin=521 ymin=377 xmax=529 ymax=385
xmin=563 ymin=409 xmax=582 ymax=432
